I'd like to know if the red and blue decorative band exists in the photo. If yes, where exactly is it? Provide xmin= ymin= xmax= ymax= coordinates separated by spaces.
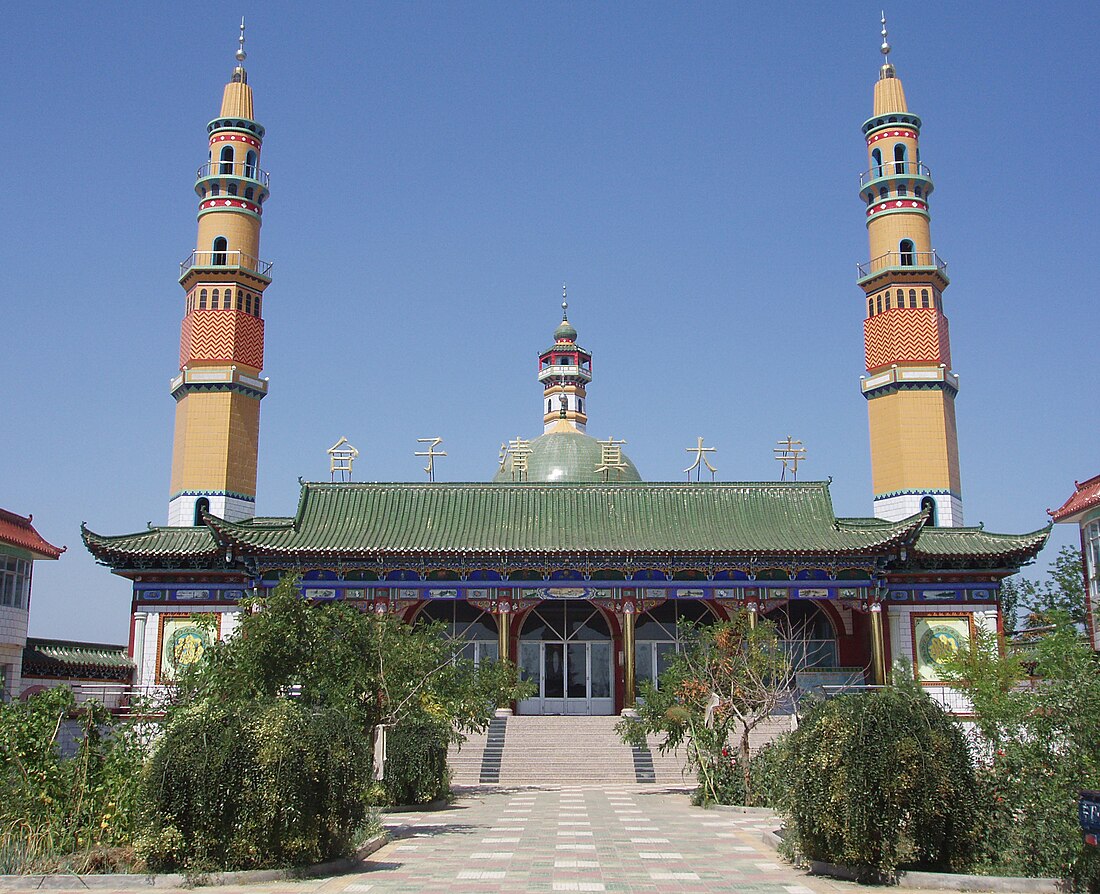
xmin=199 ymin=197 xmax=262 ymax=215
xmin=209 ymin=132 xmax=262 ymax=149
xmin=866 ymin=128 xmax=918 ymax=145
xmin=866 ymin=199 xmax=928 ymax=218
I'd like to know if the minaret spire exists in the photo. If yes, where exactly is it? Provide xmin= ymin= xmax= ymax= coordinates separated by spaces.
xmin=236 ymin=17 xmax=247 ymax=63
xmin=168 ymin=35 xmax=272 ymax=526
xmin=857 ymin=27 xmax=962 ymax=527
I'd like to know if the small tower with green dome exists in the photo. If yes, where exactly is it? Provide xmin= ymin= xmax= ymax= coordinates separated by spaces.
xmin=493 ymin=290 xmax=642 ymax=483
xmin=540 ymin=287 xmax=590 ymax=433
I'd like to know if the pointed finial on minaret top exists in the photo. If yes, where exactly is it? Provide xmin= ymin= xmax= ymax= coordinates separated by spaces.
xmin=236 ymin=17 xmax=247 ymax=63
xmin=878 ymin=11 xmax=896 ymax=79
xmin=562 ymin=282 xmax=568 ymax=320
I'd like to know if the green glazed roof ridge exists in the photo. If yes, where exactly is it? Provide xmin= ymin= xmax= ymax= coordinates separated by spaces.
xmin=24 ymin=638 xmax=134 ymax=669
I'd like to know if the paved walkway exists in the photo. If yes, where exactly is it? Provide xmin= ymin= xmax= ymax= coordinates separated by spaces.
xmin=17 ymin=786 xmax=925 ymax=893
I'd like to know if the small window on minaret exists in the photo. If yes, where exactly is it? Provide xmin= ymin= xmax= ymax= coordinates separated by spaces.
xmin=909 ymin=289 xmax=917 ymax=307
xmin=921 ymin=290 xmax=930 ymax=308
xmin=876 ymin=296 xmax=882 ymax=314
xmin=578 ymin=399 xmax=584 ymax=413
xmin=228 ymin=183 xmax=238 ymax=196
xmin=194 ymin=497 xmax=210 ymax=526
xmin=236 ymin=291 xmax=244 ymax=311
xmin=896 ymin=289 xmax=904 ymax=306
xmin=220 ymin=146 xmax=234 ymax=175
xmin=868 ymin=298 xmax=874 ymax=317
xmin=199 ymin=289 xmax=207 ymax=309
xmin=245 ymin=295 xmax=253 ymax=315
xmin=914 ymin=186 xmax=922 ymax=198
xmin=921 ymin=496 xmax=938 ymax=527
xmin=885 ymin=294 xmax=891 ymax=310
xmin=212 ymin=237 xmax=228 ymax=266
xmin=897 ymin=184 xmax=907 ymax=197
xmin=893 ymin=143 xmax=907 ymax=175
xmin=879 ymin=186 xmax=888 ymax=200
xmin=244 ymin=187 xmax=254 ymax=200
xmin=245 ymin=151 xmax=257 ymax=179
xmin=211 ymin=184 xmax=220 ymax=196
xmin=211 ymin=289 xmax=220 ymax=309
xmin=255 ymin=296 xmax=261 ymax=316
xmin=547 ymin=399 xmax=552 ymax=414
xmin=872 ymin=148 xmax=883 ymax=178
xmin=899 ymin=240 xmax=915 ymax=266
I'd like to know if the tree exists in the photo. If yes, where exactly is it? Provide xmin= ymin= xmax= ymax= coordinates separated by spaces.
xmin=141 ymin=577 xmax=531 ymax=868
xmin=618 ymin=610 xmax=795 ymax=805
xmin=177 ymin=577 xmax=525 ymax=742
xmin=943 ymin=618 xmax=1100 ymax=888
xmin=1003 ymin=546 xmax=1086 ymax=633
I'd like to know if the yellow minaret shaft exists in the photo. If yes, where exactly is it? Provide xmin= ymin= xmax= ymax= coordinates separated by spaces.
xmin=858 ymin=21 xmax=962 ymax=527
xmin=168 ymin=25 xmax=272 ymax=526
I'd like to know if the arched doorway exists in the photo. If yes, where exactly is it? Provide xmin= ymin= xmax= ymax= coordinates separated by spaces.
xmin=763 ymin=601 xmax=839 ymax=670
xmin=634 ymin=600 xmax=717 ymax=692
xmin=415 ymin=600 xmax=498 ymax=666
xmin=517 ymin=601 xmax=613 ymax=715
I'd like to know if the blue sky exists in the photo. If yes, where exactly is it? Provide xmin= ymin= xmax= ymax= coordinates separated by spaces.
xmin=3 ymin=2 xmax=1097 ymax=643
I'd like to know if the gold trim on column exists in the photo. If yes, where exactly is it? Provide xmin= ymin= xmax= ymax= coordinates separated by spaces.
xmin=622 ymin=605 xmax=636 ymax=708
xmin=870 ymin=602 xmax=887 ymax=686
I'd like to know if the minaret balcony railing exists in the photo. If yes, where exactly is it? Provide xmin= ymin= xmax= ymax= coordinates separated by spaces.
xmin=857 ymin=250 xmax=947 ymax=281
xmin=180 ymin=249 xmax=274 ymax=279
xmin=538 ymin=365 xmax=592 ymax=384
xmin=195 ymin=161 xmax=271 ymax=188
xmin=859 ymin=160 xmax=932 ymax=188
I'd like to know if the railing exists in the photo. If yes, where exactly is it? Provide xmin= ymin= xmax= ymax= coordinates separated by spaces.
xmin=180 ymin=249 xmax=274 ymax=278
xmin=537 ymin=364 xmax=592 ymax=382
xmin=857 ymin=250 xmax=947 ymax=279
xmin=859 ymin=160 xmax=932 ymax=187
xmin=819 ymin=683 xmax=973 ymax=713
xmin=195 ymin=161 xmax=271 ymax=187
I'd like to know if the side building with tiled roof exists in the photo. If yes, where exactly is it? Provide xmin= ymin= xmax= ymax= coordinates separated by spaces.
xmin=0 ymin=508 xmax=64 ymax=699
xmin=1050 ymin=474 xmax=1100 ymax=650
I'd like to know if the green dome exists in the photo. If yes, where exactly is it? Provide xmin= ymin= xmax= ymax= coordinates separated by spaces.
xmin=493 ymin=429 xmax=642 ymax=483
xmin=554 ymin=318 xmax=578 ymax=342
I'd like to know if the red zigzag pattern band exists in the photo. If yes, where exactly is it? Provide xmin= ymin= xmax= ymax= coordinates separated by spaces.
xmin=180 ymin=310 xmax=265 ymax=370
xmin=864 ymin=308 xmax=951 ymax=370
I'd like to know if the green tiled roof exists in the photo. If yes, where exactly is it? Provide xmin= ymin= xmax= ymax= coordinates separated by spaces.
xmin=202 ymin=480 xmax=920 ymax=557
xmin=83 ymin=481 xmax=1048 ymax=568
xmin=22 ymin=638 xmax=133 ymax=680
xmin=82 ymin=523 xmax=220 ymax=563
xmin=912 ymin=526 xmax=1050 ymax=560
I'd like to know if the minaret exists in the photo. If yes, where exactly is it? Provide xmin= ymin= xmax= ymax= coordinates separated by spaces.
xmin=168 ymin=20 xmax=272 ymax=526
xmin=539 ymin=287 xmax=592 ymax=433
xmin=858 ymin=16 xmax=962 ymax=527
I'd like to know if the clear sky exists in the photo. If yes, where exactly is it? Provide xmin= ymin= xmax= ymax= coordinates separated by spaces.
xmin=3 ymin=2 xmax=1097 ymax=644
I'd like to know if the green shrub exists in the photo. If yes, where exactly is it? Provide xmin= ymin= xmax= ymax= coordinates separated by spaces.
xmin=785 ymin=685 xmax=978 ymax=878
xmin=0 ymin=687 xmax=145 ymax=873
xmin=692 ymin=733 xmax=791 ymax=808
xmin=137 ymin=698 xmax=370 ymax=871
xmin=383 ymin=721 xmax=451 ymax=805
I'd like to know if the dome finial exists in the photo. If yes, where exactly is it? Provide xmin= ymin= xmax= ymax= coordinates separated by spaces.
xmin=236 ymin=16 xmax=247 ymax=63
xmin=878 ymin=11 xmax=896 ymax=78
xmin=562 ymin=282 xmax=568 ymax=320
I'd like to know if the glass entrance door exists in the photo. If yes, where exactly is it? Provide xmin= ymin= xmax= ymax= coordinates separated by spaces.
xmin=517 ymin=602 xmax=614 ymax=715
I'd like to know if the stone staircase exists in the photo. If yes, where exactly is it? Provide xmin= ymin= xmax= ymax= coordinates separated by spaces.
xmin=448 ymin=711 xmax=797 ymax=788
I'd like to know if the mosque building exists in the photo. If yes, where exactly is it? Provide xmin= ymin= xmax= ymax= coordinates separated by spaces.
xmin=83 ymin=21 xmax=1048 ymax=715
